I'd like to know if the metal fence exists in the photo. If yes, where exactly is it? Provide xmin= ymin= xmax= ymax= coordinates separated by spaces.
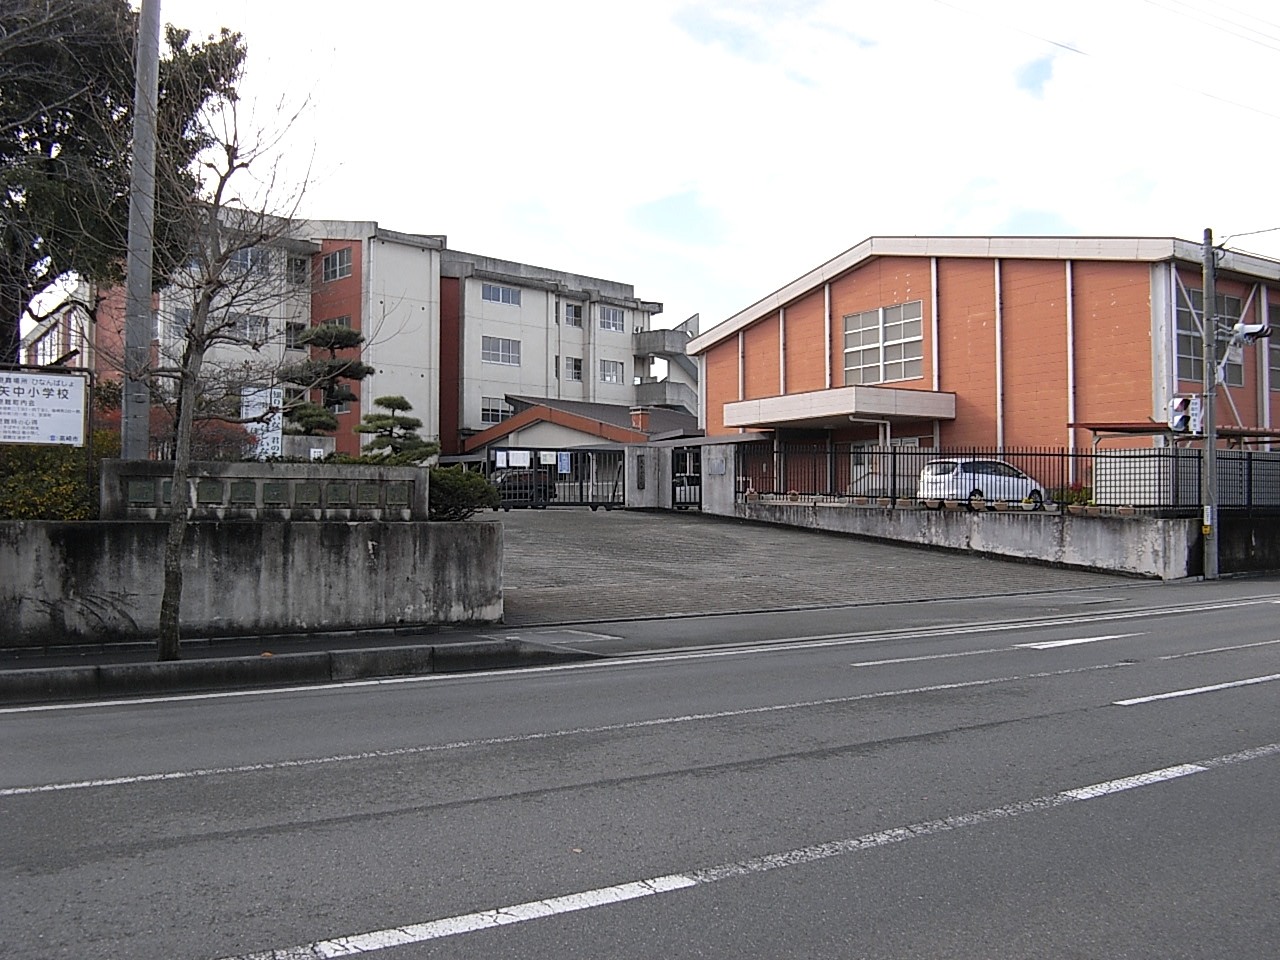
xmin=734 ymin=442 xmax=1280 ymax=515
xmin=490 ymin=447 xmax=625 ymax=509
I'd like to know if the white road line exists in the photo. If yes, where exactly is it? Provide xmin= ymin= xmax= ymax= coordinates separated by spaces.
xmin=851 ymin=648 xmax=1007 ymax=666
xmin=1159 ymin=638 xmax=1280 ymax=660
xmin=1016 ymin=633 xmax=1141 ymax=650
xmin=1114 ymin=673 xmax=1280 ymax=706
xmin=4 ymin=597 xmax=1275 ymax=716
xmin=1060 ymin=763 xmax=1205 ymax=799
xmin=216 ymin=742 xmax=1280 ymax=960
xmin=0 ymin=662 xmax=1126 ymax=798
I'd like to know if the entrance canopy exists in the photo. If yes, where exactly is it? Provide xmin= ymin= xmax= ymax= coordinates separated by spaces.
xmin=724 ymin=385 xmax=956 ymax=432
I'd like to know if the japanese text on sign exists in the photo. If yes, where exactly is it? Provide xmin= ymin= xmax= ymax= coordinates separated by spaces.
xmin=0 ymin=371 xmax=87 ymax=446
xmin=241 ymin=386 xmax=284 ymax=459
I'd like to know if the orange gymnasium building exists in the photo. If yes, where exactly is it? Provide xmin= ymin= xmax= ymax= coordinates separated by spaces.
xmin=687 ymin=236 xmax=1280 ymax=451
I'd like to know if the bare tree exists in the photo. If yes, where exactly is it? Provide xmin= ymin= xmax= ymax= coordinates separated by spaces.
xmin=143 ymin=88 xmax=322 ymax=658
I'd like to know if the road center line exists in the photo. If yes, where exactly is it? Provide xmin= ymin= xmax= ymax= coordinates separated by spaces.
xmin=1114 ymin=673 xmax=1280 ymax=706
xmin=0 ymin=662 xmax=1125 ymax=798
xmin=1016 ymin=633 xmax=1141 ymax=650
xmin=4 ymin=597 xmax=1274 ymax=716
xmin=216 ymin=741 xmax=1280 ymax=960
xmin=851 ymin=648 xmax=1007 ymax=666
xmin=1159 ymin=638 xmax=1280 ymax=660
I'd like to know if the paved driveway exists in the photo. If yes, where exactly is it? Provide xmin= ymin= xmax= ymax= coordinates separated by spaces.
xmin=472 ymin=508 xmax=1127 ymax=625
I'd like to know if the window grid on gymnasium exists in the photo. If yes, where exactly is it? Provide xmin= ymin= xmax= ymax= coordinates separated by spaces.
xmin=1176 ymin=289 xmax=1242 ymax=387
xmin=842 ymin=300 xmax=923 ymax=385
xmin=1269 ymin=304 xmax=1280 ymax=391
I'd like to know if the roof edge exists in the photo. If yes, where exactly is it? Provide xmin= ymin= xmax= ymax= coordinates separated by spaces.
xmin=688 ymin=235 xmax=1280 ymax=355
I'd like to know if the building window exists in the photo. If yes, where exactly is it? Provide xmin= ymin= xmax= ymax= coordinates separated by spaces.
xmin=843 ymin=300 xmax=923 ymax=385
xmin=1176 ymin=289 xmax=1242 ymax=387
xmin=322 ymin=247 xmax=352 ymax=282
xmin=599 ymin=305 xmax=625 ymax=332
xmin=482 ymin=282 xmax=521 ymax=306
xmin=1270 ymin=304 xmax=1280 ymax=390
xmin=228 ymin=246 xmax=269 ymax=275
xmin=481 ymin=396 xmax=513 ymax=425
xmin=319 ymin=315 xmax=351 ymax=329
xmin=172 ymin=307 xmax=191 ymax=339
xmin=288 ymin=255 xmax=310 ymax=285
xmin=565 ymin=356 xmax=583 ymax=381
xmin=563 ymin=303 xmax=583 ymax=326
xmin=482 ymin=335 xmax=521 ymax=366
xmin=285 ymin=321 xmax=306 ymax=350
xmin=232 ymin=313 xmax=269 ymax=342
xmin=600 ymin=358 xmax=624 ymax=384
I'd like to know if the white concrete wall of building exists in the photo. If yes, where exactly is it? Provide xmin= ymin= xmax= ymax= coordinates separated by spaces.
xmin=155 ymin=255 xmax=310 ymax=392
xmin=363 ymin=237 xmax=442 ymax=440
xmin=501 ymin=421 xmax=607 ymax=448
xmin=459 ymin=279 xmax=638 ymax=432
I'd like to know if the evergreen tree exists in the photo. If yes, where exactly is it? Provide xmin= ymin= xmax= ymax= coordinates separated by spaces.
xmin=354 ymin=395 xmax=438 ymax=465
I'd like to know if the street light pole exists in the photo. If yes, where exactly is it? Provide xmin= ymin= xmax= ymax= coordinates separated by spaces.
xmin=1201 ymin=228 xmax=1219 ymax=580
xmin=121 ymin=0 xmax=161 ymax=459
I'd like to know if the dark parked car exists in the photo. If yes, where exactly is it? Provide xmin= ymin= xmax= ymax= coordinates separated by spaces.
xmin=494 ymin=469 xmax=556 ymax=508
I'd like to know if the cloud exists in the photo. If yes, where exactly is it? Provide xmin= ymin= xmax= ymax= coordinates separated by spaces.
xmin=630 ymin=190 xmax=727 ymax=247
xmin=672 ymin=5 xmax=772 ymax=62
xmin=994 ymin=209 xmax=1077 ymax=236
xmin=1016 ymin=55 xmax=1055 ymax=97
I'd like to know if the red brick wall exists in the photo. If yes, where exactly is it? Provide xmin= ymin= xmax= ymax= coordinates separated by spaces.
xmin=311 ymin=239 xmax=364 ymax=456
xmin=1072 ymin=262 xmax=1153 ymax=446
xmin=937 ymin=259 xmax=997 ymax=446
xmin=1001 ymin=260 xmax=1069 ymax=447
xmin=783 ymin=288 xmax=827 ymax=393
xmin=438 ymin=277 xmax=461 ymax=455
xmin=743 ymin=312 xmax=779 ymax=399
xmin=704 ymin=339 xmax=739 ymax=436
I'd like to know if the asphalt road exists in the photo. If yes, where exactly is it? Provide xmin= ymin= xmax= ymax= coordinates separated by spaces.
xmin=3 ymin=580 xmax=1278 ymax=959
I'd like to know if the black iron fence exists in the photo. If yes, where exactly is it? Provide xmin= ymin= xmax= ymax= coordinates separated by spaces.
xmin=489 ymin=447 xmax=625 ymax=509
xmin=734 ymin=442 xmax=1280 ymax=516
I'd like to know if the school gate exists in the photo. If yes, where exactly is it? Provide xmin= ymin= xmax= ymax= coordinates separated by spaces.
xmin=489 ymin=446 xmax=626 ymax=510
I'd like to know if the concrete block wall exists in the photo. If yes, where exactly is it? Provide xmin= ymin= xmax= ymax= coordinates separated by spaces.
xmin=727 ymin=500 xmax=1196 ymax=579
xmin=100 ymin=459 xmax=429 ymax=521
xmin=0 ymin=519 xmax=501 ymax=647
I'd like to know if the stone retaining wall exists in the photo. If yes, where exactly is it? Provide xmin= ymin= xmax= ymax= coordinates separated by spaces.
xmin=0 ymin=519 xmax=501 ymax=647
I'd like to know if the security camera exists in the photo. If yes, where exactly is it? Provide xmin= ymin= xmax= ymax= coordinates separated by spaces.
xmin=1230 ymin=321 xmax=1272 ymax=342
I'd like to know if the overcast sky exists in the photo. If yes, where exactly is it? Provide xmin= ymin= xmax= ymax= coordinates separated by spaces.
xmin=152 ymin=0 xmax=1280 ymax=331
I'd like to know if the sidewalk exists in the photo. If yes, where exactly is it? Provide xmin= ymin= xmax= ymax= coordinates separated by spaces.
xmin=0 ymin=630 xmax=599 ymax=705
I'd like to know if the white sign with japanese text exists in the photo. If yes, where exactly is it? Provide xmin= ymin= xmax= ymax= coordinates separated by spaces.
xmin=241 ymin=386 xmax=284 ymax=459
xmin=0 ymin=371 xmax=86 ymax=446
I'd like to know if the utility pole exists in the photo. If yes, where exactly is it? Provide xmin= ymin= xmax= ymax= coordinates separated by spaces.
xmin=121 ymin=0 xmax=161 ymax=459
xmin=1201 ymin=228 xmax=1219 ymax=580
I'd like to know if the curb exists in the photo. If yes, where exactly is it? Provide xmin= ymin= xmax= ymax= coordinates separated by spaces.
xmin=0 ymin=641 xmax=601 ymax=705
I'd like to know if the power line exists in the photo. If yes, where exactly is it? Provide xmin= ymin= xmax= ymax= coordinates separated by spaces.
xmin=1140 ymin=0 xmax=1280 ymax=51
xmin=928 ymin=0 xmax=1280 ymax=123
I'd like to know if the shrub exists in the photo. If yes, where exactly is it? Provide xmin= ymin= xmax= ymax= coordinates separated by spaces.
xmin=429 ymin=465 xmax=499 ymax=521
xmin=0 ymin=430 xmax=121 ymax=520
